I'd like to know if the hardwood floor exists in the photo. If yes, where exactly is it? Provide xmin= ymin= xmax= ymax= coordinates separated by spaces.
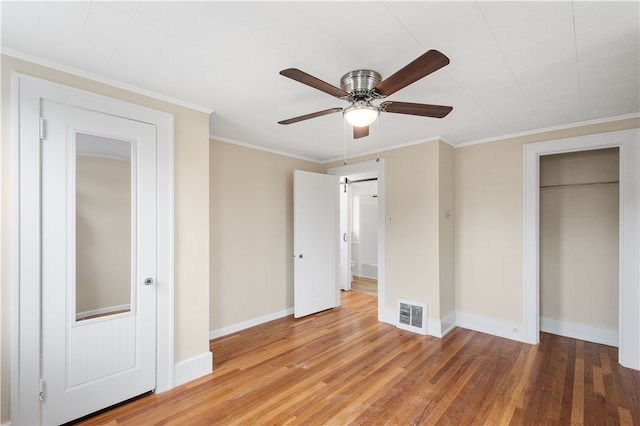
xmin=77 ymin=291 xmax=640 ymax=425
xmin=351 ymin=276 xmax=378 ymax=296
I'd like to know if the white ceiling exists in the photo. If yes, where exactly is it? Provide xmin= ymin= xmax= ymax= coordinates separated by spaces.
xmin=2 ymin=1 xmax=639 ymax=162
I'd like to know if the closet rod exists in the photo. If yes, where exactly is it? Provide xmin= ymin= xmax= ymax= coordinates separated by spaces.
xmin=540 ymin=180 xmax=619 ymax=189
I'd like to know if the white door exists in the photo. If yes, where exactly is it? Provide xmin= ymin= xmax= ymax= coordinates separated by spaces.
xmin=40 ymin=100 xmax=157 ymax=424
xmin=293 ymin=170 xmax=339 ymax=318
xmin=339 ymin=179 xmax=351 ymax=290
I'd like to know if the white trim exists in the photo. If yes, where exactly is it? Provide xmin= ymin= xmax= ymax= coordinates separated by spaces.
xmin=209 ymin=308 xmax=294 ymax=340
xmin=2 ymin=48 xmax=212 ymax=114
xmin=327 ymin=159 xmax=387 ymax=325
xmin=456 ymin=311 xmax=526 ymax=342
xmin=212 ymin=134 xmax=454 ymax=166
xmin=427 ymin=318 xmax=441 ymax=338
xmin=457 ymin=113 xmax=639 ymax=148
xmin=155 ymin=98 xmax=175 ymax=393
xmin=174 ymin=352 xmax=213 ymax=387
xmin=440 ymin=311 xmax=457 ymax=338
xmin=322 ymin=137 xmax=443 ymax=164
xmin=11 ymin=73 xmax=175 ymax=424
xmin=379 ymin=305 xmax=395 ymax=326
xmin=209 ymin=135 xmax=320 ymax=163
xmin=438 ymin=136 xmax=456 ymax=148
xmin=540 ymin=317 xmax=618 ymax=347
xmin=523 ymin=128 xmax=640 ymax=370
xmin=10 ymin=70 xmax=26 ymax=426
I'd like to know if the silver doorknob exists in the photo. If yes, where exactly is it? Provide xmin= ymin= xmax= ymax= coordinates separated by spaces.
xmin=144 ymin=277 xmax=154 ymax=286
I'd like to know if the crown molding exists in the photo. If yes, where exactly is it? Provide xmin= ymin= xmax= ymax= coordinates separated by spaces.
xmin=209 ymin=134 xmax=321 ymax=164
xmin=321 ymin=135 xmax=446 ymax=164
xmin=1 ymin=48 xmax=213 ymax=114
xmin=455 ymin=113 xmax=640 ymax=148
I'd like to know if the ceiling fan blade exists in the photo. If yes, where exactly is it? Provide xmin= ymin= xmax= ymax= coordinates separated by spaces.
xmin=280 ymin=68 xmax=349 ymax=99
xmin=380 ymin=101 xmax=452 ymax=118
xmin=374 ymin=50 xmax=450 ymax=97
xmin=278 ymin=107 xmax=343 ymax=125
xmin=353 ymin=126 xmax=369 ymax=139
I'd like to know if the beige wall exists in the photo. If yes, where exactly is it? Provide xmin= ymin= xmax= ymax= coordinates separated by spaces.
xmin=455 ymin=117 xmax=639 ymax=325
xmin=384 ymin=142 xmax=441 ymax=320
xmin=540 ymin=148 xmax=619 ymax=329
xmin=438 ymin=142 xmax=455 ymax=319
xmin=76 ymin=156 xmax=131 ymax=315
xmin=1 ymin=54 xmax=211 ymax=422
xmin=209 ymin=140 xmax=321 ymax=331
xmin=324 ymin=140 xmax=453 ymax=327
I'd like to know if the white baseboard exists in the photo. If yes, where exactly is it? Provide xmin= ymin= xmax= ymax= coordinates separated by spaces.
xmin=360 ymin=264 xmax=378 ymax=279
xmin=209 ymin=308 xmax=294 ymax=340
xmin=376 ymin=309 xmax=616 ymax=347
xmin=426 ymin=312 xmax=456 ymax=338
xmin=541 ymin=316 xmax=618 ymax=347
xmin=456 ymin=311 xmax=525 ymax=342
xmin=385 ymin=304 xmax=454 ymax=339
xmin=379 ymin=306 xmax=395 ymax=326
xmin=440 ymin=311 xmax=457 ymax=337
xmin=427 ymin=317 xmax=441 ymax=337
xmin=174 ymin=351 xmax=213 ymax=387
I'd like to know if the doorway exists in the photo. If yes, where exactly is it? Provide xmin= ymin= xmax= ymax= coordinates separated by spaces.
xmin=12 ymin=74 xmax=175 ymax=424
xmin=539 ymin=148 xmax=619 ymax=346
xmin=341 ymin=175 xmax=379 ymax=296
xmin=328 ymin=159 xmax=386 ymax=323
xmin=523 ymin=129 xmax=640 ymax=370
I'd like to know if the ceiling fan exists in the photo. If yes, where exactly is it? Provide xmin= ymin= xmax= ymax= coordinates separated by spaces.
xmin=278 ymin=50 xmax=453 ymax=139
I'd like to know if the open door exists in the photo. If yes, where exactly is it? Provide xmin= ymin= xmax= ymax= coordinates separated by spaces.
xmin=293 ymin=170 xmax=339 ymax=318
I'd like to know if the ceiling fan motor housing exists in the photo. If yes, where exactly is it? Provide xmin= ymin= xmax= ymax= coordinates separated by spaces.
xmin=340 ymin=70 xmax=382 ymax=101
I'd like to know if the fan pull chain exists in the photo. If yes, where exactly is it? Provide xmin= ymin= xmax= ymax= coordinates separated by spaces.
xmin=375 ymin=115 xmax=380 ymax=162
xmin=343 ymin=119 xmax=347 ymax=165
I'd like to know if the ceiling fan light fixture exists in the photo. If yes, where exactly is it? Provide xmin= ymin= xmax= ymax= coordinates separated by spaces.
xmin=343 ymin=100 xmax=379 ymax=127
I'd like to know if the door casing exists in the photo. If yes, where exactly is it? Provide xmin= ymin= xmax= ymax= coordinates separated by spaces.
xmin=523 ymin=128 xmax=640 ymax=370
xmin=328 ymin=159 xmax=387 ymax=324
xmin=11 ymin=73 xmax=175 ymax=424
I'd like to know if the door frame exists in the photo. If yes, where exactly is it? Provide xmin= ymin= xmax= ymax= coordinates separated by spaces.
xmin=327 ymin=159 xmax=387 ymax=323
xmin=11 ymin=73 xmax=175 ymax=424
xmin=523 ymin=128 xmax=640 ymax=370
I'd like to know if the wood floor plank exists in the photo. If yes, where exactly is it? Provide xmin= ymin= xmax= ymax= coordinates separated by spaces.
xmin=74 ymin=291 xmax=640 ymax=425
xmin=571 ymin=357 xmax=585 ymax=425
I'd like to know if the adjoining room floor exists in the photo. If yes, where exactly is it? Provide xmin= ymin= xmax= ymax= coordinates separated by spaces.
xmin=351 ymin=276 xmax=377 ymax=296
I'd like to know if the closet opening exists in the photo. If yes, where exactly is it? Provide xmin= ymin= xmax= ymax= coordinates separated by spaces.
xmin=539 ymin=148 xmax=619 ymax=346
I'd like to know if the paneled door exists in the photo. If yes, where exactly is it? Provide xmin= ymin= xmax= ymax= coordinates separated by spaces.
xmin=39 ymin=100 xmax=157 ymax=424
xmin=293 ymin=170 xmax=339 ymax=317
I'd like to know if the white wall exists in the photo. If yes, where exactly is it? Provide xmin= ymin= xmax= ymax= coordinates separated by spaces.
xmin=352 ymin=181 xmax=378 ymax=279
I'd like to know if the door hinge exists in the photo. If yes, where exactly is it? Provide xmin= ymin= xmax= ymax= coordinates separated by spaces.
xmin=39 ymin=117 xmax=46 ymax=140
xmin=38 ymin=379 xmax=45 ymax=401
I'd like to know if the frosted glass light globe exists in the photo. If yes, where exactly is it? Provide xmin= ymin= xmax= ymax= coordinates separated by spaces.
xmin=343 ymin=101 xmax=379 ymax=127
